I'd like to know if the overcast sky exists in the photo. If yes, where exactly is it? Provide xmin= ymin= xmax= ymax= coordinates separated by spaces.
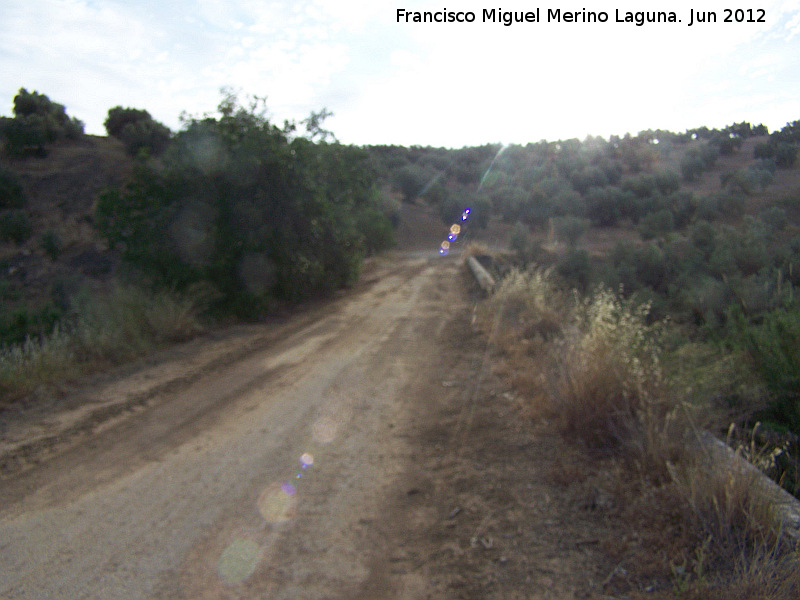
xmin=1 ymin=0 xmax=799 ymax=148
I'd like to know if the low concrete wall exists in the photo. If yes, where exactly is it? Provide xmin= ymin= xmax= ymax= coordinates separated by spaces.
xmin=700 ymin=432 xmax=800 ymax=539
xmin=466 ymin=256 xmax=496 ymax=294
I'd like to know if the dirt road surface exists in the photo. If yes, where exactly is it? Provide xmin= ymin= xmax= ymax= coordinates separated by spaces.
xmin=0 ymin=208 xmax=618 ymax=599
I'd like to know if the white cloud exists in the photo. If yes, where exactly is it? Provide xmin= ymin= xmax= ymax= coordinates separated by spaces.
xmin=0 ymin=0 xmax=798 ymax=144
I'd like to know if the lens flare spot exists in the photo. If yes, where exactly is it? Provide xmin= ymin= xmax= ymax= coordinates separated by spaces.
xmin=217 ymin=538 xmax=260 ymax=585
xmin=450 ymin=224 xmax=461 ymax=235
xmin=448 ymin=233 xmax=457 ymax=242
xmin=312 ymin=416 xmax=338 ymax=444
xmin=461 ymin=213 xmax=468 ymax=221
xmin=257 ymin=483 xmax=297 ymax=523
xmin=300 ymin=452 xmax=314 ymax=467
xmin=441 ymin=240 xmax=450 ymax=250
xmin=439 ymin=247 xmax=449 ymax=256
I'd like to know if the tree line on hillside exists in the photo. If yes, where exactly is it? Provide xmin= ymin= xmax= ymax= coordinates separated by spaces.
xmin=0 ymin=88 xmax=170 ymax=158
xmin=367 ymin=121 xmax=795 ymax=231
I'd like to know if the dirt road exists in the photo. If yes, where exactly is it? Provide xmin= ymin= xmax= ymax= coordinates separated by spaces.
xmin=0 ymin=251 xmax=495 ymax=599
xmin=1 ymin=199 xmax=621 ymax=599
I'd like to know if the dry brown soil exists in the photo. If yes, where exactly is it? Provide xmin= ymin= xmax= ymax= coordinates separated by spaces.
xmin=0 ymin=207 xmax=635 ymax=599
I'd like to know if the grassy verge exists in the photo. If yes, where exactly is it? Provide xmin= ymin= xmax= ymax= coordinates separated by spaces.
xmin=0 ymin=283 xmax=202 ymax=405
xmin=476 ymin=264 xmax=800 ymax=598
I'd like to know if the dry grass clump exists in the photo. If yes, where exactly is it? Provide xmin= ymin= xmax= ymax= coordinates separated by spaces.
xmin=476 ymin=267 xmax=566 ymax=410
xmin=461 ymin=241 xmax=491 ymax=259
xmin=72 ymin=284 xmax=202 ymax=364
xmin=484 ymin=267 xmax=565 ymax=342
xmin=550 ymin=287 xmax=687 ymax=476
xmin=714 ymin=547 xmax=800 ymax=600
xmin=0 ymin=326 xmax=76 ymax=399
xmin=669 ymin=457 xmax=781 ymax=550
xmin=0 ymin=284 xmax=202 ymax=403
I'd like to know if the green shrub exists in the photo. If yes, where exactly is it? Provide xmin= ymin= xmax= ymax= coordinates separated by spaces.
xmin=753 ymin=133 xmax=797 ymax=169
xmin=754 ymin=142 xmax=774 ymax=160
xmin=695 ymin=192 xmax=731 ymax=221
xmin=712 ymin=131 xmax=745 ymax=155
xmin=570 ymin=165 xmax=608 ymax=194
xmin=120 ymin=120 xmax=171 ymax=157
xmin=104 ymin=106 xmax=153 ymax=137
xmin=41 ymin=230 xmax=61 ymax=260
xmin=741 ymin=307 xmax=800 ymax=431
xmin=667 ymin=190 xmax=697 ymax=228
xmin=608 ymin=242 xmax=638 ymax=292
xmin=0 ymin=88 xmax=84 ymax=156
xmin=356 ymin=207 xmax=395 ymax=255
xmin=553 ymin=216 xmax=589 ymax=247
xmin=724 ymin=190 xmax=747 ymax=218
xmin=746 ymin=161 xmax=775 ymax=191
xmin=681 ymin=275 xmax=730 ymax=326
xmin=633 ymin=243 xmax=671 ymax=292
xmin=104 ymin=106 xmax=172 ymax=156
xmin=556 ymin=248 xmax=591 ymax=292
xmin=586 ymin=186 xmax=634 ymax=226
xmin=0 ymin=115 xmax=48 ymax=156
xmin=0 ymin=210 xmax=32 ymax=244
xmin=424 ymin=179 xmax=450 ymax=206
xmin=654 ymin=169 xmax=681 ymax=195
xmin=393 ymin=164 xmax=432 ymax=201
xmin=597 ymin=157 xmax=623 ymax=184
xmin=550 ymin=187 xmax=585 ymax=219
xmin=752 ymin=158 xmax=777 ymax=175
xmin=638 ymin=209 xmax=674 ymax=241
xmin=774 ymin=143 xmax=797 ymax=168
xmin=709 ymin=224 xmax=769 ymax=279
xmin=509 ymin=221 xmax=532 ymax=257
xmin=0 ymin=165 xmax=25 ymax=208
xmin=492 ymin=185 xmax=528 ymax=223
xmin=622 ymin=173 xmax=658 ymax=198
xmin=690 ymin=220 xmax=717 ymax=257
xmin=722 ymin=169 xmax=755 ymax=195
xmin=521 ymin=191 xmax=555 ymax=227
xmin=761 ymin=207 xmax=787 ymax=233
xmin=700 ymin=143 xmax=720 ymax=167
xmin=681 ymin=144 xmax=719 ymax=182
xmin=0 ymin=304 xmax=62 ymax=346
xmin=681 ymin=150 xmax=706 ymax=182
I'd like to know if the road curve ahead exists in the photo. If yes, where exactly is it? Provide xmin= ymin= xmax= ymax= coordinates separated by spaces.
xmin=0 ymin=253 xmax=478 ymax=600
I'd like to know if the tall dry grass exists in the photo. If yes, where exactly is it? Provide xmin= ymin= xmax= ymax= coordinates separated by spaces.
xmin=0 ymin=284 xmax=202 ymax=403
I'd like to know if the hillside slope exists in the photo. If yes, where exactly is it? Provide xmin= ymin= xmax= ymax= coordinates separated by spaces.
xmin=1 ymin=136 xmax=132 ymax=341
